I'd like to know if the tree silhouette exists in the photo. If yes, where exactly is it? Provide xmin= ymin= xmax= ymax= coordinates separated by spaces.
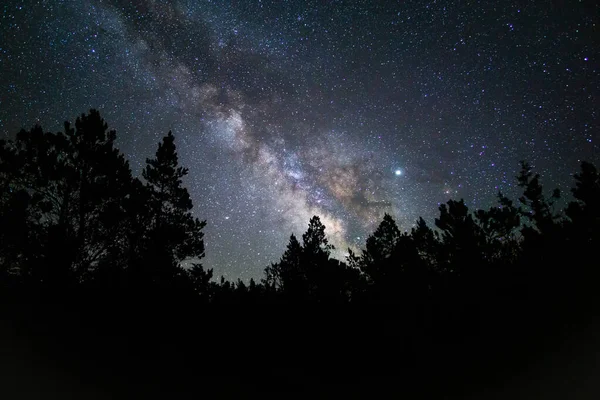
xmin=302 ymin=215 xmax=334 ymax=257
xmin=300 ymin=216 xmax=337 ymax=301
xmin=517 ymin=161 xmax=562 ymax=237
xmin=411 ymin=217 xmax=440 ymax=270
xmin=360 ymin=213 xmax=401 ymax=281
xmin=566 ymin=161 xmax=600 ymax=243
xmin=0 ymin=111 xmax=133 ymax=288
xmin=189 ymin=263 xmax=214 ymax=302
xmin=133 ymin=131 xmax=206 ymax=291
xmin=564 ymin=161 xmax=600 ymax=304
xmin=264 ymin=233 xmax=305 ymax=300
xmin=264 ymin=216 xmax=362 ymax=302
xmin=352 ymin=214 xmax=432 ymax=304
xmin=65 ymin=111 xmax=133 ymax=281
xmin=3 ymin=109 xmax=600 ymax=399
xmin=515 ymin=161 xmax=566 ymax=298
xmin=0 ymin=111 xmax=212 ymax=297
xmin=473 ymin=193 xmax=521 ymax=263
xmin=434 ymin=199 xmax=485 ymax=280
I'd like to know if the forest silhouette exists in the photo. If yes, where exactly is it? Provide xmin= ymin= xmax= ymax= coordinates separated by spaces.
xmin=1 ymin=110 xmax=599 ymax=398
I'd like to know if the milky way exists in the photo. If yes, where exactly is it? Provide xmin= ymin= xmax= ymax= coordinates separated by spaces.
xmin=1 ymin=0 xmax=597 ymax=279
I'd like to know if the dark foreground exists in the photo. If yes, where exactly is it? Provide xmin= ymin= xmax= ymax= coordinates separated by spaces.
xmin=1 ymin=292 xmax=599 ymax=400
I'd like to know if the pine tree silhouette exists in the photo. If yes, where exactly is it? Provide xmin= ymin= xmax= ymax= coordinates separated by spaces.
xmin=566 ymin=161 xmax=600 ymax=243
xmin=0 ymin=111 xmax=133 ymax=290
xmin=360 ymin=213 xmax=401 ymax=283
xmin=135 ymin=131 xmax=207 ymax=292
xmin=265 ymin=233 xmax=305 ymax=300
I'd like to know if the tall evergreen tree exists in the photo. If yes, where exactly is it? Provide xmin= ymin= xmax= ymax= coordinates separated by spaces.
xmin=65 ymin=111 xmax=133 ymax=279
xmin=301 ymin=216 xmax=334 ymax=299
xmin=564 ymin=161 xmax=600 ymax=301
xmin=516 ymin=161 xmax=562 ymax=237
xmin=0 ymin=111 xmax=133 ymax=286
xmin=265 ymin=216 xmax=349 ymax=302
xmin=411 ymin=217 xmax=439 ymax=270
xmin=189 ymin=263 xmax=214 ymax=302
xmin=302 ymin=216 xmax=334 ymax=258
xmin=360 ymin=213 xmax=401 ymax=283
xmin=136 ymin=131 xmax=206 ymax=289
xmin=434 ymin=199 xmax=484 ymax=278
xmin=264 ymin=234 xmax=304 ymax=295
xmin=473 ymin=193 xmax=521 ymax=266
xmin=566 ymin=161 xmax=600 ymax=242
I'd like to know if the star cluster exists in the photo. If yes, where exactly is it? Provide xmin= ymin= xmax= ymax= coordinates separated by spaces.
xmin=1 ymin=0 xmax=597 ymax=279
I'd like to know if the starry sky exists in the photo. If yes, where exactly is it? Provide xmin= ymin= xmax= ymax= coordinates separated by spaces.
xmin=1 ymin=0 xmax=598 ymax=280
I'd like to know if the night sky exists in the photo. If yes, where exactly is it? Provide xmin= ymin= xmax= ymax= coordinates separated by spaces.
xmin=1 ymin=1 xmax=597 ymax=280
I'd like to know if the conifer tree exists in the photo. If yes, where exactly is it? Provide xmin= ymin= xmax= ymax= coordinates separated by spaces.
xmin=265 ymin=234 xmax=303 ymax=293
xmin=360 ymin=213 xmax=401 ymax=282
xmin=0 ymin=110 xmax=133 ymax=285
xmin=566 ymin=161 xmax=600 ymax=242
xmin=138 ymin=131 xmax=206 ymax=287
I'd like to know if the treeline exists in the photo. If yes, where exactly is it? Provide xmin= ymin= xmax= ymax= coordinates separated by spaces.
xmin=1 ymin=110 xmax=599 ymax=397
xmin=1 ymin=109 xmax=599 ymax=311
